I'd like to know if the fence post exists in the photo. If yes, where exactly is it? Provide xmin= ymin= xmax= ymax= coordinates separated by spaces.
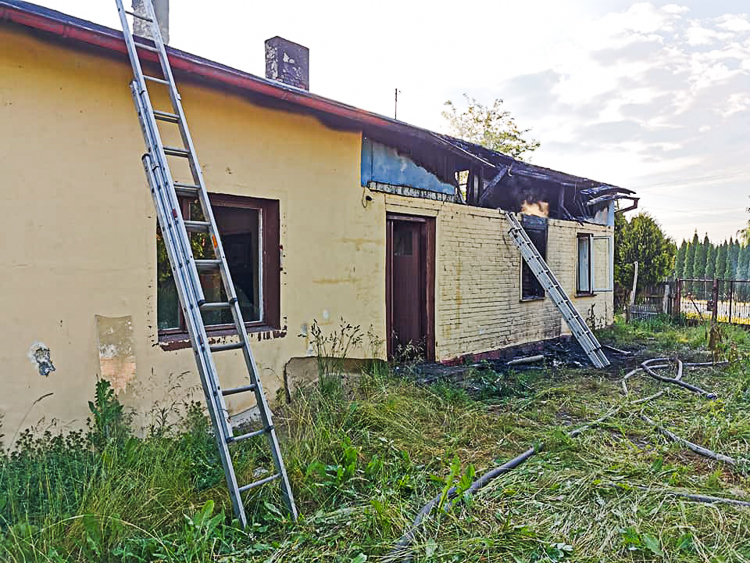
xmin=675 ymin=279 xmax=682 ymax=319
xmin=712 ymin=278 xmax=719 ymax=324
xmin=729 ymin=280 xmax=734 ymax=324
xmin=662 ymin=283 xmax=671 ymax=315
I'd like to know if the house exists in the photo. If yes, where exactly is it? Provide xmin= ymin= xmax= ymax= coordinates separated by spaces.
xmin=0 ymin=0 xmax=637 ymax=441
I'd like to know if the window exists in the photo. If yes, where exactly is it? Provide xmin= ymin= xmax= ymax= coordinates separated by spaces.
xmin=577 ymin=234 xmax=593 ymax=295
xmin=521 ymin=215 xmax=547 ymax=301
xmin=157 ymin=194 xmax=280 ymax=335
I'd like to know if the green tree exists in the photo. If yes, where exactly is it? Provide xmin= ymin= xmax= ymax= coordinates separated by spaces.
xmin=708 ymin=241 xmax=716 ymax=278
xmin=684 ymin=232 xmax=699 ymax=279
xmin=615 ymin=213 xmax=676 ymax=293
xmin=716 ymin=243 xmax=728 ymax=281
xmin=614 ymin=211 xmax=627 ymax=287
xmin=694 ymin=234 xmax=709 ymax=279
xmin=724 ymin=237 xmax=738 ymax=279
xmin=738 ymin=245 xmax=750 ymax=280
xmin=443 ymin=94 xmax=540 ymax=159
xmin=675 ymin=240 xmax=687 ymax=278
xmin=731 ymin=240 xmax=741 ymax=279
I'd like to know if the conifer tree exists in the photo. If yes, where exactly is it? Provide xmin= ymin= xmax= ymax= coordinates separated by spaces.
xmin=716 ymin=242 xmax=728 ymax=281
xmin=675 ymin=240 xmax=687 ymax=278
xmin=737 ymin=245 xmax=749 ymax=301
xmin=731 ymin=240 xmax=741 ymax=279
xmin=704 ymin=243 xmax=716 ymax=279
xmin=725 ymin=237 xmax=738 ymax=280
xmin=694 ymin=234 xmax=709 ymax=279
xmin=684 ymin=232 xmax=698 ymax=279
xmin=739 ymin=245 xmax=749 ymax=280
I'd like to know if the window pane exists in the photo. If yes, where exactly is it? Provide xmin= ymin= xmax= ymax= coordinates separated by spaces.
xmin=394 ymin=224 xmax=413 ymax=256
xmin=204 ymin=205 xmax=261 ymax=325
xmin=578 ymin=237 xmax=590 ymax=293
xmin=156 ymin=229 xmax=180 ymax=330
xmin=156 ymin=199 xmax=263 ymax=332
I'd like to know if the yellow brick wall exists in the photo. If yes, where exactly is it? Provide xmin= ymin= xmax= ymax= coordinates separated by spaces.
xmin=384 ymin=195 xmax=614 ymax=362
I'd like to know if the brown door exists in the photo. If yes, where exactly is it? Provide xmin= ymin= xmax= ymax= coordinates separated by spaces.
xmin=386 ymin=214 xmax=435 ymax=361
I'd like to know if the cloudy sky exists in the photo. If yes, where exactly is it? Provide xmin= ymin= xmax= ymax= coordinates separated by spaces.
xmin=36 ymin=1 xmax=750 ymax=243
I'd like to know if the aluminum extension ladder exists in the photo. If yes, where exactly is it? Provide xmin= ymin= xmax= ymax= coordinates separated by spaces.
xmin=114 ymin=0 xmax=298 ymax=525
xmin=506 ymin=212 xmax=610 ymax=368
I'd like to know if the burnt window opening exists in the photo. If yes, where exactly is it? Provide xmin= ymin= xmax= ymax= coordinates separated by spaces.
xmin=521 ymin=215 xmax=547 ymax=301
xmin=157 ymin=194 xmax=280 ymax=335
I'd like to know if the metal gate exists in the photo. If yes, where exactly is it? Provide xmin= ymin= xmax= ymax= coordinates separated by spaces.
xmin=675 ymin=279 xmax=750 ymax=325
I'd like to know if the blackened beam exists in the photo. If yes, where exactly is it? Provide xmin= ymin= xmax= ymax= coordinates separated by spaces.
xmin=586 ymin=193 xmax=632 ymax=207
xmin=477 ymin=166 xmax=509 ymax=205
xmin=615 ymin=197 xmax=640 ymax=214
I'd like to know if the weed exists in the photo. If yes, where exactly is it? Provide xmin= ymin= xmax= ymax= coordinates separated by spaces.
xmin=1 ymin=319 xmax=750 ymax=561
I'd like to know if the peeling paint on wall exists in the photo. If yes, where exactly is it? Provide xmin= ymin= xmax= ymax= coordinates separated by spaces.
xmin=28 ymin=342 xmax=55 ymax=376
xmin=95 ymin=315 xmax=136 ymax=393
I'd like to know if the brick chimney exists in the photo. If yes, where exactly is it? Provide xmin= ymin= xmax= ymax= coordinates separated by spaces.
xmin=132 ymin=0 xmax=169 ymax=44
xmin=265 ymin=37 xmax=309 ymax=90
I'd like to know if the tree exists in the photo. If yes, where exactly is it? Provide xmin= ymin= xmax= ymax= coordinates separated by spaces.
xmin=716 ymin=243 xmax=728 ymax=281
xmin=704 ymin=242 xmax=716 ymax=280
xmin=738 ymin=245 xmax=749 ymax=280
xmin=443 ymin=94 xmax=540 ymax=160
xmin=731 ymin=240 xmax=741 ymax=279
xmin=675 ymin=240 xmax=687 ymax=279
xmin=724 ymin=238 xmax=738 ymax=280
xmin=615 ymin=212 xmax=676 ymax=293
xmin=694 ymin=234 xmax=709 ymax=279
xmin=684 ymin=232 xmax=699 ymax=279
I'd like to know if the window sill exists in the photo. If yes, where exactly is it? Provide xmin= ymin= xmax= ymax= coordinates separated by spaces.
xmin=576 ymin=292 xmax=597 ymax=298
xmin=158 ymin=323 xmax=285 ymax=351
xmin=520 ymin=296 xmax=545 ymax=303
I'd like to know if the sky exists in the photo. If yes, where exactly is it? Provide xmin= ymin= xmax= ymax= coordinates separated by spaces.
xmin=33 ymin=0 xmax=750 ymax=244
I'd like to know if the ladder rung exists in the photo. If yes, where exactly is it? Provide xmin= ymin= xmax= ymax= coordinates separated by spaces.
xmin=136 ymin=43 xmax=160 ymax=53
xmin=174 ymin=182 xmax=200 ymax=197
xmin=125 ymin=9 xmax=152 ymax=21
xmin=164 ymin=146 xmax=191 ymax=157
xmin=211 ymin=341 xmax=246 ymax=353
xmin=183 ymin=220 xmax=211 ymax=233
xmin=227 ymin=426 xmax=273 ymax=444
xmin=195 ymin=259 xmax=222 ymax=270
xmin=153 ymin=110 xmax=180 ymax=123
xmin=200 ymin=301 xmax=233 ymax=311
xmin=144 ymin=75 xmax=169 ymax=85
xmin=238 ymin=473 xmax=281 ymax=493
xmin=221 ymin=383 xmax=257 ymax=396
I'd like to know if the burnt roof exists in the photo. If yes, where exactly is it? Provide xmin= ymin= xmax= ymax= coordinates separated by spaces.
xmin=0 ymin=0 xmax=636 ymax=209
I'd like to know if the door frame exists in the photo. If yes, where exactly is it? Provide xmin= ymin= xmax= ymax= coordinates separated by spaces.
xmin=386 ymin=213 xmax=436 ymax=361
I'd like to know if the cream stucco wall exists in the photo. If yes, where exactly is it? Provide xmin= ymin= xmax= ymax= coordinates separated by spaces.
xmin=1 ymin=25 xmax=614 ymax=446
xmin=0 ymin=27 xmax=385 ymax=442
xmin=383 ymin=195 xmax=614 ymax=361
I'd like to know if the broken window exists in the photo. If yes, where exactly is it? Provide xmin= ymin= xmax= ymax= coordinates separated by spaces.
xmin=157 ymin=194 xmax=280 ymax=334
xmin=577 ymin=234 xmax=592 ymax=294
xmin=520 ymin=215 xmax=547 ymax=301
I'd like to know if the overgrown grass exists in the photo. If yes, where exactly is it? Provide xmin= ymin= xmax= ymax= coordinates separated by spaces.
xmin=2 ymin=318 xmax=750 ymax=561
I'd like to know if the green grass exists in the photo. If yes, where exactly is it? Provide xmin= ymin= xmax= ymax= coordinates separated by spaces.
xmin=2 ymin=318 xmax=750 ymax=561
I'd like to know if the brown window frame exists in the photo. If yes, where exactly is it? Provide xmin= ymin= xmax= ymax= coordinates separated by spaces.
xmin=158 ymin=193 xmax=280 ymax=341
